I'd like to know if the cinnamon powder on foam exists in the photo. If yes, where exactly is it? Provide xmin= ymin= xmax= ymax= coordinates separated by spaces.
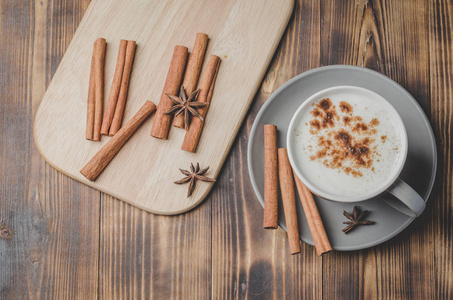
xmin=307 ymin=98 xmax=386 ymax=177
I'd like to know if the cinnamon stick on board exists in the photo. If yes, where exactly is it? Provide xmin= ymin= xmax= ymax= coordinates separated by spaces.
xmin=93 ymin=38 xmax=107 ymax=141
xmin=293 ymin=172 xmax=332 ymax=255
xmin=150 ymin=45 xmax=189 ymax=139
xmin=109 ymin=40 xmax=137 ymax=136
xmin=173 ymin=33 xmax=209 ymax=128
xmin=100 ymin=39 xmax=128 ymax=135
xmin=263 ymin=125 xmax=279 ymax=229
xmin=278 ymin=148 xmax=301 ymax=255
xmin=85 ymin=41 xmax=97 ymax=140
xmin=80 ymin=101 xmax=156 ymax=182
xmin=181 ymin=54 xmax=221 ymax=152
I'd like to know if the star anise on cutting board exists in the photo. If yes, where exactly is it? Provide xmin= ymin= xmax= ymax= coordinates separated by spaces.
xmin=175 ymin=162 xmax=216 ymax=197
xmin=342 ymin=206 xmax=375 ymax=234
xmin=164 ymin=85 xmax=206 ymax=130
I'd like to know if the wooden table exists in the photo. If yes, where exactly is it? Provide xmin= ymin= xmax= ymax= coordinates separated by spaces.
xmin=1 ymin=0 xmax=451 ymax=299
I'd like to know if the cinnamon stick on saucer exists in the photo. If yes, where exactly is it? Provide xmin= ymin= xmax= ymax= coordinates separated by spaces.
xmin=173 ymin=33 xmax=209 ymax=128
xmin=278 ymin=148 xmax=301 ymax=255
xmin=81 ymin=101 xmax=156 ymax=181
xmin=181 ymin=54 xmax=221 ymax=152
xmin=293 ymin=172 xmax=332 ymax=255
xmin=150 ymin=45 xmax=188 ymax=139
xmin=263 ymin=124 xmax=279 ymax=229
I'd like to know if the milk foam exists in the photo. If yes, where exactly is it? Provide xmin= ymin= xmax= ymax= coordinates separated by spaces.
xmin=290 ymin=87 xmax=406 ymax=200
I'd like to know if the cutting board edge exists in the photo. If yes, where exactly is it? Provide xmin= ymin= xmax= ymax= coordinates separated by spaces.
xmin=33 ymin=98 xmax=213 ymax=215
xmin=33 ymin=0 xmax=294 ymax=215
xmin=33 ymin=122 xmax=216 ymax=215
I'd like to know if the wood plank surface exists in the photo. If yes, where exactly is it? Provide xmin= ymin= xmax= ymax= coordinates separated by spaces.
xmin=0 ymin=0 xmax=452 ymax=299
xmin=429 ymin=0 xmax=453 ymax=298
xmin=99 ymin=195 xmax=211 ymax=299
xmin=0 ymin=0 xmax=99 ymax=299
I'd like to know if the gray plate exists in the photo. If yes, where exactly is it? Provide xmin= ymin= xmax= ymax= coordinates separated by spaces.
xmin=247 ymin=65 xmax=437 ymax=251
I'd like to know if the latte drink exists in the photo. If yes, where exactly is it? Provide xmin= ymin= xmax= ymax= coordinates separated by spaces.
xmin=290 ymin=87 xmax=407 ymax=200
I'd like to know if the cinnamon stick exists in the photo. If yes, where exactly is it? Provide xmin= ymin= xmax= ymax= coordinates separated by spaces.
xmin=263 ymin=125 xmax=279 ymax=229
xmin=93 ymin=38 xmax=106 ymax=141
xmin=293 ymin=172 xmax=332 ymax=255
xmin=100 ymin=39 xmax=128 ymax=135
xmin=278 ymin=148 xmax=301 ymax=255
xmin=86 ymin=42 xmax=97 ymax=140
xmin=80 ymin=101 xmax=156 ymax=182
xmin=150 ymin=45 xmax=188 ymax=139
xmin=109 ymin=40 xmax=137 ymax=136
xmin=181 ymin=55 xmax=221 ymax=152
xmin=173 ymin=33 xmax=209 ymax=128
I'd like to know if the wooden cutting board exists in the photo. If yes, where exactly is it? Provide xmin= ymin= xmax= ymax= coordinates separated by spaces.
xmin=34 ymin=0 xmax=293 ymax=215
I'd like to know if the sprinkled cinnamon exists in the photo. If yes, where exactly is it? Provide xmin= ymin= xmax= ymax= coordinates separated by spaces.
xmin=307 ymin=98 xmax=386 ymax=177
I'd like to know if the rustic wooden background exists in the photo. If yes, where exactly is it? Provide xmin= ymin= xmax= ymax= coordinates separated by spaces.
xmin=0 ymin=0 xmax=451 ymax=299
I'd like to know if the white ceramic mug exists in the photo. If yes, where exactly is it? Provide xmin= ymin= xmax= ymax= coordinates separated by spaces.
xmin=287 ymin=86 xmax=426 ymax=217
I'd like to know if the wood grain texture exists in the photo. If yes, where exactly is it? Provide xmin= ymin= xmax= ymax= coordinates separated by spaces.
xmin=1 ymin=0 xmax=452 ymax=299
xmin=429 ymin=0 xmax=453 ymax=298
xmin=99 ymin=195 xmax=211 ymax=299
xmin=0 ymin=0 xmax=99 ymax=299
xmin=33 ymin=0 xmax=293 ymax=215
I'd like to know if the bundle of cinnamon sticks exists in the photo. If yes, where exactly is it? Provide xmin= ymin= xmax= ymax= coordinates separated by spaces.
xmin=86 ymin=38 xmax=137 ymax=141
xmin=150 ymin=33 xmax=221 ymax=153
xmin=101 ymin=40 xmax=137 ymax=136
xmin=81 ymin=33 xmax=221 ymax=182
xmin=263 ymin=124 xmax=332 ymax=256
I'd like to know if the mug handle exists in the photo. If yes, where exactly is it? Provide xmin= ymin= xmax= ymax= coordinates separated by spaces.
xmin=384 ymin=177 xmax=426 ymax=217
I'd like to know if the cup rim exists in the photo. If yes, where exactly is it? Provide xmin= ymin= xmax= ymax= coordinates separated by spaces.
xmin=287 ymin=85 xmax=409 ymax=202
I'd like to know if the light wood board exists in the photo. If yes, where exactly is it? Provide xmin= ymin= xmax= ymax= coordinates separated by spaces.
xmin=34 ymin=0 xmax=293 ymax=215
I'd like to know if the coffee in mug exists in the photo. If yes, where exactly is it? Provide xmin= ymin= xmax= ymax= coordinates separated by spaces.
xmin=287 ymin=86 xmax=426 ymax=217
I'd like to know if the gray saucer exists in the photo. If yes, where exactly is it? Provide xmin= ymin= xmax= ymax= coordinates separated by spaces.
xmin=247 ymin=65 xmax=437 ymax=251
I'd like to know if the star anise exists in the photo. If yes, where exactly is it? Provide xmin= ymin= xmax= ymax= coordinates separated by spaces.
xmin=164 ymin=85 xmax=207 ymax=130
xmin=342 ymin=206 xmax=375 ymax=234
xmin=175 ymin=162 xmax=216 ymax=197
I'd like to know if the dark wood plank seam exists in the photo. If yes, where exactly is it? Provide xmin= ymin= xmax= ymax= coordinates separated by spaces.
xmin=430 ymin=5 xmax=438 ymax=297
xmin=430 ymin=0 xmax=451 ymax=297
xmin=319 ymin=1 xmax=325 ymax=300
xmin=369 ymin=2 xmax=382 ymax=298
xmin=426 ymin=1 xmax=434 ymax=299
xmin=98 ymin=191 xmax=102 ymax=300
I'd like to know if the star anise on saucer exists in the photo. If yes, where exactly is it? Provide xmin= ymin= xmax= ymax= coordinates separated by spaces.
xmin=175 ymin=162 xmax=216 ymax=197
xmin=164 ymin=85 xmax=207 ymax=130
xmin=342 ymin=206 xmax=375 ymax=234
